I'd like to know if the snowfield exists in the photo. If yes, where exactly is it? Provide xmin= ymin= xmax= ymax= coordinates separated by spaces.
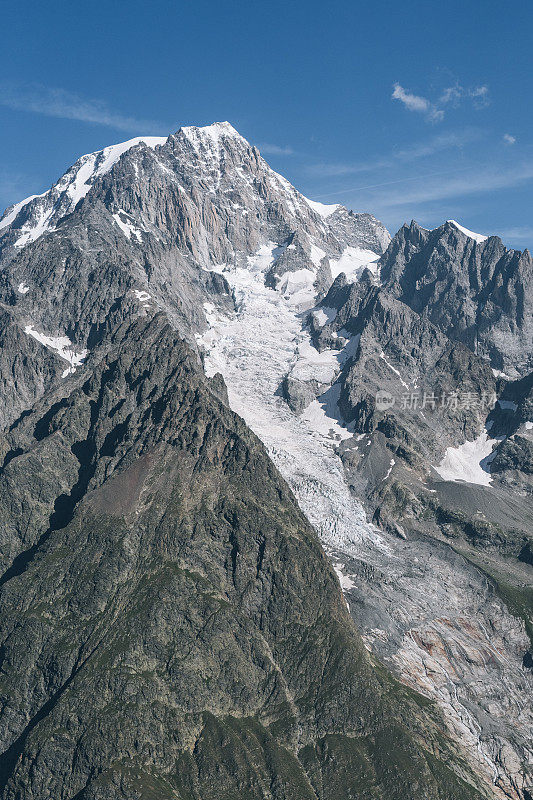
xmin=0 ymin=136 xmax=166 ymax=250
xmin=448 ymin=219 xmax=488 ymax=244
xmin=24 ymin=325 xmax=88 ymax=377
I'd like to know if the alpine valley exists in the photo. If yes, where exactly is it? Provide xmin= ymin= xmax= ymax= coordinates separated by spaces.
xmin=0 ymin=121 xmax=531 ymax=800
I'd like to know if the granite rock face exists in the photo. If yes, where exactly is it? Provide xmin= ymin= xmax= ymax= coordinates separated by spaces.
xmin=295 ymin=225 xmax=533 ymax=799
xmin=379 ymin=220 xmax=533 ymax=378
xmin=309 ymin=243 xmax=533 ymax=549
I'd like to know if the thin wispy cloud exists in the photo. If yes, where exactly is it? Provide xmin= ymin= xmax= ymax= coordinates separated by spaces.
xmin=314 ymin=160 xmax=533 ymax=210
xmin=0 ymin=83 xmax=167 ymax=134
xmin=306 ymin=158 xmax=386 ymax=178
xmin=392 ymin=82 xmax=490 ymax=123
xmin=257 ymin=142 xmax=294 ymax=155
xmin=350 ymin=161 xmax=533 ymax=209
xmin=306 ymin=129 xmax=481 ymax=177
xmin=503 ymin=133 xmax=517 ymax=145
xmin=395 ymin=130 xmax=480 ymax=159
xmin=439 ymin=86 xmax=463 ymax=106
xmin=315 ymin=166 xmax=475 ymax=198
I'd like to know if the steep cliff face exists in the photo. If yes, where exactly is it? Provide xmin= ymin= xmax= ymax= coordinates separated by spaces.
xmin=379 ymin=220 xmax=533 ymax=378
xmin=0 ymin=315 xmax=485 ymax=800
xmin=283 ymin=231 xmax=533 ymax=800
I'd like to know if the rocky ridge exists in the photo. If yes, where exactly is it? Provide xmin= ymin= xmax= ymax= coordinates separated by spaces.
xmin=0 ymin=313 xmax=488 ymax=800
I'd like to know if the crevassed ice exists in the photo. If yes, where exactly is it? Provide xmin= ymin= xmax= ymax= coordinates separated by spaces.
xmin=197 ymin=242 xmax=385 ymax=553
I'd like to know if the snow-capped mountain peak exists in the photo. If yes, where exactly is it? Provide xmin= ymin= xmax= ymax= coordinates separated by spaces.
xmin=0 ymin=135 xmax=167 ymax=250
xmin=0 ymin=118 xmax=531 ymax=799
xmin=179 ymin=120 xmax=245 ymax=144
xmin=447 ymin=219 xmax=488 ymax=243
xmin=0 ymin=122 xmax=390 ymax=272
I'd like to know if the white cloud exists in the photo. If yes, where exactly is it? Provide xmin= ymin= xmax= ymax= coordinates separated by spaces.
xmin=0 ymin=83 xmax=166 ymax=134
xmin=392 ymin=83 xmax=430 ymax=114
xmin=257 ymin=142 xmax=294 ymax=155
xmin=392 ymin=83 xmax=444 ymax=122
xmin=439 ymin=86 xmax=463 ymax=105
xmin=392 ymin=82 xmax=490 ymax=122
xmin=469 ymin=85 xmax=490 ymax=108
xmin=503 ymin=133 xmax=517 ymax=145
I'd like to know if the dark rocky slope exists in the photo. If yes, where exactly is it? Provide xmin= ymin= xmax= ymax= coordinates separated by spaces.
xmin=0 ymin=314 xmax=486 ymax=799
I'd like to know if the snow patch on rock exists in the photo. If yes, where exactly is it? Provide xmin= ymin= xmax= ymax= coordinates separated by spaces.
xmin=329 ymin=247 xmax=380 ymax=281
xmin=434 ymin=431 xmax=499 ymax=485
xmin=133 ymin=290 xmax=151 ymax=302
xmin=304 ymin=197 xmax=340 ymax=218
xmin=24 ymin=325 xmax=88 ymax=376
xmin=448 ymin=220 xmax=488 ymax=244
xmin=379 ymin=350 xmax=409 ymax=390
xmin=113 ymin=211 xmax=143 ymax=242
xmin=311 ymin=306 xmax=337 ymax=327
xmin=309 ymin=243 xmax=326 ymax=267
xmin=333 ymin=562 xmax=357 ymax=591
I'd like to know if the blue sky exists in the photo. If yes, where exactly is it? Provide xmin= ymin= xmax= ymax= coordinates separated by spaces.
xmin=1 ymin=0 xmax=532 ymax=249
